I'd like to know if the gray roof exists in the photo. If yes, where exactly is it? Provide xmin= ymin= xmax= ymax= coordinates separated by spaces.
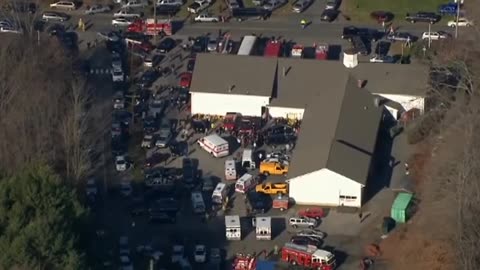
xmin=189 ymin=53 xmax=277 ymax=97
xmin=270 ymin=60 xmax=429 ymax=108
xmin=351 ymin=63 xmax=429 ymax=96
xmin=288 ymin=75 xmax=384 ymax=185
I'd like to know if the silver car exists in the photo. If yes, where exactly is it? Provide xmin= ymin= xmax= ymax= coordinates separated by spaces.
xmin=292 ymin=0 xmax=311 ymax=13
xmin=155 ymin=129 xmax=172 ymax=148
xmin=85 ymin=4 xmax=111 ymax=15
xmin=289 ymin=216 xmax=317 ymax=228
xmin=42 ymin=11 xmax=69 ymax=21
xmin=263 ymin=0 xmax=286 ymax=11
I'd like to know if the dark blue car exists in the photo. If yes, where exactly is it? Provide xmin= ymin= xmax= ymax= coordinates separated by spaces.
xmin=439 ymin=3 xmax=458 ymax=15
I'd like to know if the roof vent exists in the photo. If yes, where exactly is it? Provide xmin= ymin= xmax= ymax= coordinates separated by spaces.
xmin=343 ymin=49 xmax=358 ymax=68
xmin=228 ymin=85 xmax=235 ymax=92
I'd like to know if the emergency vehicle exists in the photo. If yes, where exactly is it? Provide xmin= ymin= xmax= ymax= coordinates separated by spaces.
xmin=197 ymin=134 xmax=229 ymax=157
xmin=315 ymin=43 xmax=329 ymax=60
xmin=264 ymin=40 xmax=281 ymax=57
xmin=232 ymin=253 xmax=257 ymax=270
xmin=127 ymin=18 xmax=172 ymax=36
xmin=234 ymin=173 xmax=256 ymax=193
xmin=281 ymin=243 xmax=336 ymax=270
xmin=291 ymin=44 xmax=304 ymax=58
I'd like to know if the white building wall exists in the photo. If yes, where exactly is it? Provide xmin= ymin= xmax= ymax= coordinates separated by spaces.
xmin=375 ymin=93 xmax=425 ymax=113
xmin=289 ymin=169 xmax=363 ymax=208
xmin=267 ymin=106 xmax=305 ymax=120
xmin=191 ymin=92 xmax=270 ymax=117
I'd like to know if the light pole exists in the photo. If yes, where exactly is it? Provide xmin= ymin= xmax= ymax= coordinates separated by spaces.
xmin=428 ymin=23 xmax=432 ymax=48
xmin=153 ymin=1 xmax=157 ymax=44
xmin=455 ymin=0 xmax=461 ymax=38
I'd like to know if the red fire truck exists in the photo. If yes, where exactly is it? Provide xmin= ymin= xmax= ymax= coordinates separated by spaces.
xmin=232 ymin=253 xmax=256 ymax=270
xmin=264 ymin=40 xmax=281 ymax=57
xmin=127 ymin=18 xmax=172 ymax=36
xmin=315 ymin=43 xmax=329 ymax=60
xmin=281 ymin=243 xmax=336 ymax=270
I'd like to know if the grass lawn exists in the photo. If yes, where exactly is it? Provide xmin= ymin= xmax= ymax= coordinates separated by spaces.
xmin=243 ymin=0 xmax=257 ymax=8
xmin=342 ymin=0 xmax=448 ymax=23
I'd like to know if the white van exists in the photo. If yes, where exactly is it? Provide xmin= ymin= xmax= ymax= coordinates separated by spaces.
xmin=191 ymin=191 xmax=206 ymax=214
xmin=212 ymin=182 xmax=228 ymax=205
xmin=241 ymin=148 xmax=256 ymax=170
xmin=225 ymin=159 xmax=237 ymax=181
xmin=225 ymin=215 xmax=241 ymax=240
xmin=197 ymin=134 xmax=229 ymax=158
xmin=235 ymin=173 xmax=255 ymax=194
xmin=255 ymin=216 xmax=271 ymax=240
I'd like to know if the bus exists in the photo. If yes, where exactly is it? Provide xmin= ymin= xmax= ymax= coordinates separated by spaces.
xmin=237 ymin=35 xmax=257 ymax=56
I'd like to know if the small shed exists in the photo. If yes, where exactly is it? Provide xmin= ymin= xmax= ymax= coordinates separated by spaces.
xmin=390 ymin=192 xmax=414 ymax=223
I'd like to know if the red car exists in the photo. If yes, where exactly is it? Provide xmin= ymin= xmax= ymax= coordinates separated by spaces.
xmin=179 ymin=72 xmax=192 ymax=88
xmin=298 ymin=208 xmax=325 ymax=220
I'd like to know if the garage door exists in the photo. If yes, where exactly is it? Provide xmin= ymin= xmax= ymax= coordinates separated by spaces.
xmin=191 ymin=92 xmax=270 ymax=117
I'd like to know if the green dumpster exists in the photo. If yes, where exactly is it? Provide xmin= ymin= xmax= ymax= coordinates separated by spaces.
xmin=390 ymin=192 xmax=414 ymax=223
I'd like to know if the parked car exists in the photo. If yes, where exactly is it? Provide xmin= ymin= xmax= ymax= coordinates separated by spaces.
xmin=158 ymin=37 xmax=176 ymax=53
xmin=115 ymin=155 xmax=129 ymax=171
xmin=149 ymin=97 xmax=166 ymax=118
xmin=296 ymin=229 xmax=327 ymax=240
xmin=325 ymin=0 xmax=340 ymax=9
xmin=112 ymin=68 xmax=125 ymax=82
xmin=144 ymin=55 xmax=164 ymax=67
xmin=263 ymin=0 xmax=286 ymax=11
xmin=386 ymin=32 xmax=417 ymax=42
xmin=138 ymin=70 xmax=159 ymax=88
xmin=114 ymin=8 xmax=143 ymax=18
xmin=49 ymin=1 xmax=76 ymax=10
xmin=157 ymin=0 xmax=183 ymax=6
xmin=153 ymin=4 xmax=180 ymax=15
xmin=194 ymin=245 xmax=207 ymax=263
xmin=246 ymin=191 xmax=272 ymax=214
xmin=179 ymin=72 xmax=192 ymax=88
xmin=405 ymin=12 xmax=441 ymax=24
xmin=155 ymin=129 xmax=172 ymax=148
xmin=182 ymin=158 xmax=198 ymax=188
xmin=187 ymin=58 xmax=196 ymax=71
xmin=202 ymin=176 xmax=218 ymax=191
xmin=85 ymin=4 xmax=111 ymax=14
xmin=122 ymin=0 xmax=148 ymax=9
xmin=292 ymin=0 xmax=312 ymax=13
xmin=112 ymin=17 xmax=133 ymax=27
xmin=290 ymin=235 xmax=322 ymax=247
xmin=144 ymin=153 xmax=166 ymax=168
xmin=187 ymin=0 xmax=211 ymax=14
xmin=289 ymin=216 xmax=317 ymax=228
xmin=171 ymin=245 xmax=185 ymax=263
xmin=438 ymin=3 xmax=457 ymax=15
xmin=86 ymin=177 xmax=98 ymax=196
xmin=207 ymin=39 xmax=218 ymax=52
xmin=119 ymin=236 xmax=130 ymax=255
xmin=228 ymin=0 xmax=240 ymax=9
xmin=231 ymin=8 xmax=271 ymax=20
xmin=422 ymin=31 xmax=450 ymax=40
xmin=320 ymin=8 xmax=339 ymax=22
xmin=341 ymin=26 xmax=380 ymax=41
xmin=369 ymin=55 xmax=395 ymax=63
xmin=447 ymin=18 xmax=473 ymax=27
xmin=194 ymin=12 xmax=219 ymax=22
xmin=120 ymin=181 xmax=133 ymax=197
xmin=298 ymin=207 xmax=325 ymax=220
xmin=42 ymin=11 xmax=69 ymax=21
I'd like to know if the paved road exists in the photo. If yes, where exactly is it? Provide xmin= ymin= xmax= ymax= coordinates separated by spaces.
xmin=55 ymin=7 xmax=453 ymax=44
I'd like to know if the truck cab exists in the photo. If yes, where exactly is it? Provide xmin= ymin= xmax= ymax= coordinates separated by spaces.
xmin=260 ymin=159 xmax=288 ymax=175
xmin=255 ymin=182 xmax=288 ymax=195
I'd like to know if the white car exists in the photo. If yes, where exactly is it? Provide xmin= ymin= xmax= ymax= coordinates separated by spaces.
xmin=49 ymin=1 xmax=76 ymax=10
xmin=86 ymin=177 xmax=98 ymax=196
xmin=369 ymin=55 xmax=395 ymax=63
xmin=119 ymin=255 xmax=133 ymax=270
xmin=194 ymin=245 xmax=207 ymax=263
xmin=171 ymin=245 xmax=185 ymax=263
xmin=112 ymin=17 xmax=133 ymax=27
xmin=114 ymin=8 xmax=142 ymax=18
xmin=42 ymin=12 xmax=69 ymax=21
xmin=422 ymin=31 xmax=449 ymax=41
xmin=85 ymin=4 xmax=111 ymax=14
xmin=115 ymin=155 xmax=128 ymax=171
xmin=447 ymin=18 xmax=473 ymax=27
xmin=120 ymin=182 xmax=133 ymax=197
xmin=194 ymin=12 xmax=219 ymax=22
xmin=112 ymin=68 xmax=125 ymax=82
xmin=122 ymin=0 xmax=148 ymax=9
xmin=112 ymin=52 xmax=122 ymax=69
xmin=0 ymin=26 xmax=22 ymax=34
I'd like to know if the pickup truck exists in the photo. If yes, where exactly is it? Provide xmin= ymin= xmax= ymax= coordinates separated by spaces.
xmin=187 ymin=0 xmax=211 ymax=14
xmin=255 ymin=182 xmax=288 ymax=195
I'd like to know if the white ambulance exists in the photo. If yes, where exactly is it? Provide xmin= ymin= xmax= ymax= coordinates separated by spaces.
xmin=197 ymin=134 xmax=229 ymax=158
xmin=234 ymin=173 xmax=256 ymax=194
xmin=225 ymin=159 xmax=237 ymax=181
